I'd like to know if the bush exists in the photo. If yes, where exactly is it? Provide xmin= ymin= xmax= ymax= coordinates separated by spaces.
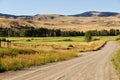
xmin=68 ymin=45 xmax=74 ymax=47
xmin=0 ymin=57 xmax=5 ymax=72
xmin=1 ymin=38 xmax=6 ymax=42
xmin=93 ymin=38 xmax=100 ymax=41
xmin=26 ymin=39 xmax=31 ymax=42
xmin=0 ymin=65 xmax=5 ymax=72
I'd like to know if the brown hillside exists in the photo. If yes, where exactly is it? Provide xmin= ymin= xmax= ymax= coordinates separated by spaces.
xmin=0 ymin=15 xmax=120 ymax=31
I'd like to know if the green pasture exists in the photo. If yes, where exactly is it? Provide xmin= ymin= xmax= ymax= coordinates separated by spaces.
xmin=1 ymin=36 xmax=118 ymax=45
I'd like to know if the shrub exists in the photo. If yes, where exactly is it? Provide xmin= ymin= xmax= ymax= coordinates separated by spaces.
xmin=0 ymin=57 xmax=5 ymax=72
xmin=0 ymin=65 xmax=5 ymax=72
xmin=1 ymin=38 xmax=6 ymax=42
xmin=93 ymin=38 xmax=100 ymax=41
xmin=68 ymin=44 xmax=74 ymax=47
xmin=26 ymin=39 xmax=31 ymax=42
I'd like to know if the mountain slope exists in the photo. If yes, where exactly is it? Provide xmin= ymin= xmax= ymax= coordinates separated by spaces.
xmin=71 ymin=11 xmax=119 ymax=17
xmin=0 ymin=13 xmax=17 ymax=18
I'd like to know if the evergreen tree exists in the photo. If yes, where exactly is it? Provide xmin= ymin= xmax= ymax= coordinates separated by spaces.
xmin=110 ymin=29 xmax=116 ymax=36
xmin=85 ymin=31 xmax=92 ymax=42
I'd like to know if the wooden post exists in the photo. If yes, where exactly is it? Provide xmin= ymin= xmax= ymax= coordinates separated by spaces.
xmin=7 ymin=40 xmax=9 ymax=48
xmin=44 ymin=53 xmax=46 ymax=64
xmin=9 ymin=40 xmax=11 ymax=48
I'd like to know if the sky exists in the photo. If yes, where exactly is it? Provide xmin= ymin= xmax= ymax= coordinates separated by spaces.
xmin=0 ymin=0 xmax=120 ymax=15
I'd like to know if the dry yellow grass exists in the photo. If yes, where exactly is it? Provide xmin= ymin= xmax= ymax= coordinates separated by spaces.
xmin=0 ymin=38 xmax=106 ymax=72
xmin=0 ymin=18 xmax=34 ymax=28
xmin=0 ymin=16 xmax=120 ymax=31
xmin=0 ymin=49 xmax=78 ymax=71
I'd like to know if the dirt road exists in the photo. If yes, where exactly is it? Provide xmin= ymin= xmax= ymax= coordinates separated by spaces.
xmin=0 ymin=41 xmax=119 ymax=80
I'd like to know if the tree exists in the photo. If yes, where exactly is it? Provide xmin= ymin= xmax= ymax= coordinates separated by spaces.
xmin=100 ymin=30 xmax=109 ymax=36
xmin=0 ymin=39 xmax=1 ymax=47
xmin=55 ymin=29 xmax=61 ymax=36
xmin=110 ymin=29 xmax=116 ymax=36
xmin=85 ymin=31 xmax=92 ymax=42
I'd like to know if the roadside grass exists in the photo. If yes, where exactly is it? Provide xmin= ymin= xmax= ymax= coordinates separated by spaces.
xmin=112 ymin=40 xmax=120 ymax=73
xmin=112 ymin=49 xmax=120 ymax=72
xmin=79 ymin=40 xmax=106 ymax=52
xmin=0 ymin=49 xmax=78 ymax=72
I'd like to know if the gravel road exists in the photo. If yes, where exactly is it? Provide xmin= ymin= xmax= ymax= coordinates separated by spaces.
xmin=0 ymin=41 xmax=119 ymax=80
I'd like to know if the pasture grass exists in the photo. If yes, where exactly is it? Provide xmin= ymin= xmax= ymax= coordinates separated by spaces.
xmin=3 ymin=36 xmax=118 ymax=45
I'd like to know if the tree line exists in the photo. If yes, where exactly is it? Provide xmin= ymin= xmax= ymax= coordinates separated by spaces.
xmin=0 ymin=27 xmax=84 ymax=37
xmin=0 ymin=27 xmax=119 ymax=37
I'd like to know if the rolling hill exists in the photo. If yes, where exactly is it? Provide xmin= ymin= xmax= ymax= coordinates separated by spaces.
xmin=0 ymin=11 xmax=120 ymax=31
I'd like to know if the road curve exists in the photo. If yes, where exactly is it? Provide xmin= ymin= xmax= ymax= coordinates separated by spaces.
xmin=0 ymin=41 xmax=119 ymax=80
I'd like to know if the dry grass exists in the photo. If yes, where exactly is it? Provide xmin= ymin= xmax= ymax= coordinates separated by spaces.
xmin=0 ymin=16 xmax=120 ymax=31
xmin=0 ymin=18 xmax=34 ymax=28
xmin=0 ymin=37 xmax=110 ymax=72
xmin=0 ymin=49 xmax=78 ymax=71
xmin=30 ymin=16 xmax=120 ymax=31
xmin=112 ymin=40 xmax=120 ymax=73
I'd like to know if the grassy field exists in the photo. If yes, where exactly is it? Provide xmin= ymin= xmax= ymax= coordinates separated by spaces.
xmin=4 ymin=36 xmax=118 ymax=44
xmin=2 ymin=36 xmax=116 ymax=52
xmin=0 ymin=36 xmax=118 ymax=72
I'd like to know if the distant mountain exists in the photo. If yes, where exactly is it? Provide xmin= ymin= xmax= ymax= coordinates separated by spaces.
xmin=0 ymin=13 xmax=64 ymax=20
xmin=0 ymin=13 xmax=17 ymax=18
xmin=0 ymin=11 xmax=120 ymax=20
xmin=71 ymin=11 xmax=119 ymax=17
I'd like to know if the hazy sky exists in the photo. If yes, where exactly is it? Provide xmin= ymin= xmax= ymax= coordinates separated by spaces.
xmin=0 ymin=0 xmax=120 ymax=15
